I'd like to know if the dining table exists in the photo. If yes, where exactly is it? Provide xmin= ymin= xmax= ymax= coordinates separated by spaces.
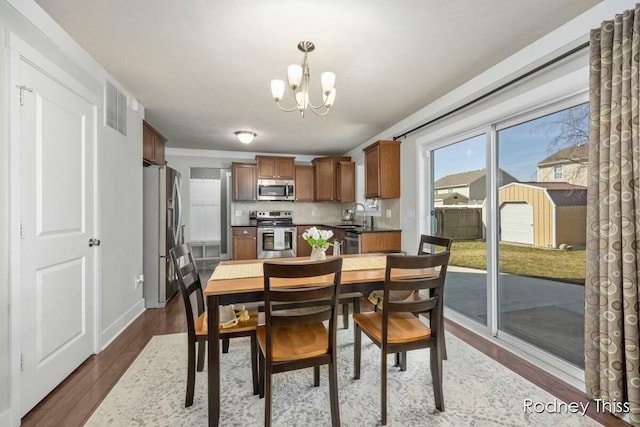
xmin=204 ymin=253 xmax=435 ymax=426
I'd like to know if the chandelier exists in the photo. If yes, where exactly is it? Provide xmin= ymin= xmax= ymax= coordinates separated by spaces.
xmin=270 ymin=41 xmax=336 ymax=118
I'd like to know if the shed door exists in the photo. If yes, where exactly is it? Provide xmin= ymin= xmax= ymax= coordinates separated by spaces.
xmin=500 ymin=202 xmax=533 ymax=245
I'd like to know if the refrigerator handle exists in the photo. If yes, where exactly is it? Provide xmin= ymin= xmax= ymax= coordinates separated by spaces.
xmin=173 ymin=176 xmax=182 ymax=245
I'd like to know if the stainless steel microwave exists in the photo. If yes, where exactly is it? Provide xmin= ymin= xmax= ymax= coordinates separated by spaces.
xmin=257 ymin=179 xmax=295 ymax=201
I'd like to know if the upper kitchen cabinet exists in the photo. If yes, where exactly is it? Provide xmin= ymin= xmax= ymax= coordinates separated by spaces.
xmin=143 ymin=120 xmax=167 ymax=165
xmin=295 ymin=165 xmax=314 ymax=202
xmin=232 ymin=162 xmax=257 ymax=201
xmin=312 ymin=156 xmax=354 ymax=202
xmin=256 ymin=156 xmax=295 ymax=180
xmin=336 ymin=161 xmax=355 ymax=203
xmin=364 ymin=140 xmax=401 ymax=199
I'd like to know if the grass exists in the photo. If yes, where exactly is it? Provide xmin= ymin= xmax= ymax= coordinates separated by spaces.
xmin=450 ymin=240 xmax=586 ymax=284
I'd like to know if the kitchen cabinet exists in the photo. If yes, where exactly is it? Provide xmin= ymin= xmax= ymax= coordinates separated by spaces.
xmin=312 ymin=156 xmax=354 ymax=202
xmin=256 ymin=156 xmax=295 ymax=179
xmin=295 ymin=165 xmax=314 ymax=202
xmin=232 ymin=162 xmax=257 ymax=201
xmin=336 ymin=161 xmax=355 ymax=203
xmin=143 ymin=120 xmax=167 ymax=165
xmin=364 ymin=140 xmax=401 ymax=199
xmin=360 ymin=231 xmax=401 ymax=254
xmin=232 ymin=227 xmax=257 ymax=260
xmin=296 ymin=225 xmax=315 ymax=257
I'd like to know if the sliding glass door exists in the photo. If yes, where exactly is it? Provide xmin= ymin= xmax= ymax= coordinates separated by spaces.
xmin=432 ymin=134 xmax=487 ymax=326
xmin=429 ymin=101 xmax=588 ymax=371
xmin=496 ymin=103 xmax=587 ymax=368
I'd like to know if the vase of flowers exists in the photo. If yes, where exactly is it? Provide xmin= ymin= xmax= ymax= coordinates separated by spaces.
xmin=302 ymin=226 xmax=333 ymax=261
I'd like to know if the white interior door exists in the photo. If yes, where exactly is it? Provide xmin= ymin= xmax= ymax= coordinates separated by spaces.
xmin=18 ymin=58 xmax=96 ymax=415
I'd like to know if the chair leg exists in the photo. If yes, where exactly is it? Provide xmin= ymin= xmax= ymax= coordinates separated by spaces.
xmin=251 ymin=333 xmax=259 ymax=395
xmin=400 ymin=351 xmax=407 ymax=371
xmin=354 ymin=323 xmax=361 ymax=379
xmin=222 ymin=337 xmax=230 ymax=354
xmin=381 ymin=351 xmax=388 ymax=425
xmin=259 ymin=351 xmax=265 ymax=399
xmin=314 ymin=366 xmax=320 ymax=387
xmin=394 ymin=352 xmax=400 ymax=367
xmin=328 ymin=359 xmax=341 ymax=427
xmin=196 ymin=340 xmax=206 ymax=372
xmin=431 ymin=346 xmax=444 ymax=411
xmin=264 ymin=365 xmax=272 ymax=427
xmin=342 ymin=303 xmax=349 ymax=329
xmin=186 ymin=338 xmax=196 ymax=407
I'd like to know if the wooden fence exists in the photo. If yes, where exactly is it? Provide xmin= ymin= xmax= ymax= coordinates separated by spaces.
xmin=434 ymin=206 xmax=484 ymax=240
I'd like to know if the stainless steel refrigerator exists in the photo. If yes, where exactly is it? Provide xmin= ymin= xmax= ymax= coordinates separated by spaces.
xmin=143 ymin=165 xmax=183 ymax=308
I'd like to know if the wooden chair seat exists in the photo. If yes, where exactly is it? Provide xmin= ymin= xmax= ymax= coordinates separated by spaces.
xmin=195 ymin=311 xmax=259 ymax=336
xmin=257 ymin=323 xmax=328 ymax=361
xmin=353 ymin=312 xmax=432 ymax=344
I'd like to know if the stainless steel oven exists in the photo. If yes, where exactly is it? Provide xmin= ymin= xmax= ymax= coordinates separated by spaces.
xmin=256 ymin=211 xmax=297 ymax=258
xmin=257 ymin=179 xmax=295 ymax=201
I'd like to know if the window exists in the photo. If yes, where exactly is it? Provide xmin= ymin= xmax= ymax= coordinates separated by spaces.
xmin=554 ymin=164 xmax=563 ymax=179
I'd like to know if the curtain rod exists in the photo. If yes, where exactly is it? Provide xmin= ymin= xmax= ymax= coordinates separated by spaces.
xmin=392 ymin=41 xmax=590 ymax=141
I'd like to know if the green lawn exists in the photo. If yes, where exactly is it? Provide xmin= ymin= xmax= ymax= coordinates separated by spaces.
xmin=450 ymin=240 xmax=586 ymax=284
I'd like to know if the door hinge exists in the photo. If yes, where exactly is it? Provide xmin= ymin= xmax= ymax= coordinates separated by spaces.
xmin=16 ymin=85 xmax=33 ymax=106
xmin=19 ymin=221 xmax=25 ymax=239
xmin=20 ymin=353 xmax=25 ymax=372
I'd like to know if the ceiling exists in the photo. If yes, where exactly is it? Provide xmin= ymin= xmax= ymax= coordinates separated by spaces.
xmin=34 ymin=0 xmax=600 ymax=156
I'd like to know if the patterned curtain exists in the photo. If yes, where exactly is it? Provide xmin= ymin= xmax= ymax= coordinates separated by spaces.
xmin=586 ymin=5 xmax=640 ymax=425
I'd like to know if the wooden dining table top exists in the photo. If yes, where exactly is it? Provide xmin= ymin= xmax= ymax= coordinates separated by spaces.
xmin=205 ymin=253 xmax=435 ymax=296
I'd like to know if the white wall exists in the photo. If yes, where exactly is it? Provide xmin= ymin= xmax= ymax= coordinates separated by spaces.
xmin=1 ymin=1 xmax=145 ymax=424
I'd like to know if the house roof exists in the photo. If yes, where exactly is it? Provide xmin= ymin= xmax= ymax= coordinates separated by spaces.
xmin=434 ymin=169 xmax=487 ymax=189
xmin=537 ymin=144 xmax=588 ymax=166
xmin=516 ymin=182 xmax=587 ymax=206
xmin=435 ymin=192 xmax=469 ymax=203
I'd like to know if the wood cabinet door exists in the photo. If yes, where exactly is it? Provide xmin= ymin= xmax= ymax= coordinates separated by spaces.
xmin=360 ymin=231 xmax=401 ymax=253
xmin=233 ymin=163 xmax=257 ymax=201
xmin=154 ymin=137 xmax=166 ymax=165
xmin=313 ymin=158 xmax=335 ymax=201
xmin=256 ymin=156 xmax=276 ymax=179
xmin=336 ymin=161 xmax=355 ymax=202
xmin=295 ymin=165 xmax=314 ymax=201
xmin=142 ymin=123 xmax=155 ymax=164
xmin=296 ymin=225 xmax=312 ymax=257
xmin=233 ymin=236 xmax=257 ymax=260
xmin=275 ymin=157 xmax=295 ymax=179
xmin=364 ymin=144 xmax=380 ymax=198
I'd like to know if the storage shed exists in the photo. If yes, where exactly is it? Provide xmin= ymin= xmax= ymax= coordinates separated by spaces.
xmin=498 ymin=182 xmax=586 ymax=248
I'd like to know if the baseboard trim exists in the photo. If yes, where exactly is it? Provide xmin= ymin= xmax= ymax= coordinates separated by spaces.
xmin=99 ymin=299 xmax=146 ymax=351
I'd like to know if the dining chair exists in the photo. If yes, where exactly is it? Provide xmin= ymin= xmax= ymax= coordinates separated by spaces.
xmin=169 ymin=243 xmax=259 ymax=407
xmin=368 ymin=234 xmax=453 ymax=367
xmin=258 ymin=257 xmax=343 ymax=427
xmin=353 ymin=251 xmax=451 ymax=425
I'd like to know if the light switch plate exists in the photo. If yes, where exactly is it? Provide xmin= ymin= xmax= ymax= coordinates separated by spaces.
xmin=235 ymin=210 xmax=242 ymax=217
xmin=386 ymin=209 xmax=392 ymax=218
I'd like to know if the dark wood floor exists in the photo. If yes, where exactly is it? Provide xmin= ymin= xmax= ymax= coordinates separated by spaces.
xmin=21 ymin=293 xmax=629 ymax=427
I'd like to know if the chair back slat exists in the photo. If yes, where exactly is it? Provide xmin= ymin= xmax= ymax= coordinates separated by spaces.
xmin=169 ymin=243 xmax=204 ymax=337
xmin=262 ymin=257 xmax=343 ymax=362
xmin=381 ymin=251 xmax=450 ymax=344
xmin=417 ymin=234 xmax=453 ymax=255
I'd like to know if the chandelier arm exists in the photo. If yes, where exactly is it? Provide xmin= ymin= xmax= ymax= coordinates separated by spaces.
xmin=273 ymin=100 xmax=300 ymax=113
xmin=307 ymin=99 xmax=331 ymax=110
xmin=308 ymin=105 xmax=331 ymax=116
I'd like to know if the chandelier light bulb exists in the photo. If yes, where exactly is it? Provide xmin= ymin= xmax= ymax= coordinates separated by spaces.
xmin=271 ymin=79 xmax=285 ymax=101
xmin=320 ymin=72 xmax=336 ymax=95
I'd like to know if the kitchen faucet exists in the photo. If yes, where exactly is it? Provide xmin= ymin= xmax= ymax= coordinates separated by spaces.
xmin=353 ymin=202 xmax=366 ymax=227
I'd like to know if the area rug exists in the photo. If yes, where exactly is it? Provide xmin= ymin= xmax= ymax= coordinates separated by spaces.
xmin=86 ymin=323 xmax=599 ymax=426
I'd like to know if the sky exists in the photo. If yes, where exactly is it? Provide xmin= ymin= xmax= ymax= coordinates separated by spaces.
xmin=433 ymin=103 xmax=588 ymax=182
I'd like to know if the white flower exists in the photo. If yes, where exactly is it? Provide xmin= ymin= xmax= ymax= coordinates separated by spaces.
xmin=303 ymin=226 xmax=333 ymax=249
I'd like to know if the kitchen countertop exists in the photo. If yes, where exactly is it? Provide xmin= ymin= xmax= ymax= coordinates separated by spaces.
xmin=231 ymin=223 xmax=256 ymax=227
xmin=297 ymin=222 xmax=401 ymax=234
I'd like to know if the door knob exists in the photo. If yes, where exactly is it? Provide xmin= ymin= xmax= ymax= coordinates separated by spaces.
xmin=89 ymin=238 xmax=101 ymax=247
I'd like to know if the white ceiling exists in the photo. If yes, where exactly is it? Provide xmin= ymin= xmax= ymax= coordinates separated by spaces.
xmin=34 ymin=0 xmax=600 ymax=156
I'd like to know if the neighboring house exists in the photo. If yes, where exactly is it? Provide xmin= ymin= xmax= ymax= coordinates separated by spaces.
xmin=434 ymin=169 xmax=518 ymax=204
xmin=498 ymin=182 xmax=587 ymax=248
xmin=433 ymin=191 xmax=468 ymax=206
xmin=537 ymin=143 xmax=588 ymax=186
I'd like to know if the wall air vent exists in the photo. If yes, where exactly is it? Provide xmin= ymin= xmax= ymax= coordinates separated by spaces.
xmin=105 ymin=80 xmax=127 ymax=135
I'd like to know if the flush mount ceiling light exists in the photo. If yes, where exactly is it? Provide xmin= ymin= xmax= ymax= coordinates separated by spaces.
xmin=234 ymin=131 xmax=256 ymax=144
xmin=270 ymin=41 xmax=336 ymax=118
